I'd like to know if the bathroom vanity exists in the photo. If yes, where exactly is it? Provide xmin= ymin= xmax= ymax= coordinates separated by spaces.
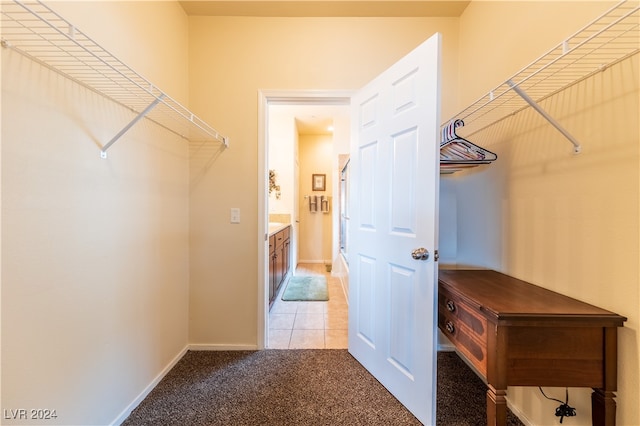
xmin=268 ymin=224 xmax=291 ymax=308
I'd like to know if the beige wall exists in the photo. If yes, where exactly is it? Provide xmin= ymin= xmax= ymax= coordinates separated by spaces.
xmin=187 ymin=16 xmax=460 ymax=345
xmin=267 ymin=109 xmax=296 ymax=218
xmin=51 ymin=1 xmax=190 ymax=105
xmin=298 ymin=134 xmax=333 ymax=263
xmin=330 ymin=113 xmax=351 ymax=266
xmin=3 ymin=2 xmax=636 ymax=425
xmin=453 ymin=2 xmax=639 ymax=425
xmin=1 ymin=2 xmax=191 ymax=425
xmin=457 ymin=1 xmax=613 ymax=108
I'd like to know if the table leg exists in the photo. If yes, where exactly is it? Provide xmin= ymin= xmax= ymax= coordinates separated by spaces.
xmin=487 ymin=385 xmax=507 ymax=426
xmin=592 ymin=389 xmax=617 ymax=426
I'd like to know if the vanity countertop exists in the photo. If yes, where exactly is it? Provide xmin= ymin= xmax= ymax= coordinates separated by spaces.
xmin=268 ymin=222 xmax=290 ymax=236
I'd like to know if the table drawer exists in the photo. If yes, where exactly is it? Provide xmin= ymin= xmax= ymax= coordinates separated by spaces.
xmin=438 ymin=285 xmax=487 ymax=343
xmin=438 ymin=311 xmax=488 ymax=377
xmin=438 ymin=283 xmax=488 ymax=377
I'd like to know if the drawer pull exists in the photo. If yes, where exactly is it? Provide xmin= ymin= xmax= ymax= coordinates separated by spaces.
xmin=445 ymin=321 xmax=455 ymax=334
xmin=446 ymin=300 xmax=456 ymax=312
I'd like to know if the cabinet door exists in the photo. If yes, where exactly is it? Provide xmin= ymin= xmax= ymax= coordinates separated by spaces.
xmin=283 ymin=238 xmax=290 ymax=278
xmin=275 ymin=243 xmax=284 ymax=292
xmin=269 ymin=253 xmax=276 ymax=304
xmin=268 ymin=234 xmax=277 ymax=306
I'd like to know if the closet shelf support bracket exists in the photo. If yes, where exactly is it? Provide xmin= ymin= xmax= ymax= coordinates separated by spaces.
xmin=100 ymin=94 xmax=166 ymax=159
xmin=507 ymin=80 xmax=581 ymax=154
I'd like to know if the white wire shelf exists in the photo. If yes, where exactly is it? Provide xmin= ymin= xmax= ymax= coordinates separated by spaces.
xmin=442 ymin=0 xmax=639 ymax=159
xmin=1 ymin=0 xmax=229 ymax=158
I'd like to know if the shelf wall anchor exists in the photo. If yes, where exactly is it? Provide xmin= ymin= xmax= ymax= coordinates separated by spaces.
xmin=507 ymin=80 xmax=581 ymax=154
xmin=100 ymin=94 xmax=166 ymax=159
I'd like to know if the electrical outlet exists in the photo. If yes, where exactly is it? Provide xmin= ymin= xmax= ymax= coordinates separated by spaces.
xmin=230 ymin=208 xmax=240 ymax=224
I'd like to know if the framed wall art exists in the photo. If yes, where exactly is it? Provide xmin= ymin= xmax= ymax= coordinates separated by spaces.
xmin=312 ymin=174 xmax=326 ymax=191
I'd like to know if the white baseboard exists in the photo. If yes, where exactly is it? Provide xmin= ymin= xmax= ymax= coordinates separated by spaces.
xmin=110 ymin=344 xmax=189 ymax=426
xmin=334 ymin=254 xmax=349 ymax=303
xmin=189 ymin=343 xmax=258 ymax=351
xmin=297 ymin=259 xmax=327 ymax=264
xmin=338 ymin=276 xmax=349 ymax=305
xmin=437 ymin=341 xmax=456 ymax=351
xmin=111 ymin=343 xmax=259 ymax=424
xmin=437 ymin=328 xmax=456 ymax=352
xmin=507 ymin=398 xmax=534 ymax=426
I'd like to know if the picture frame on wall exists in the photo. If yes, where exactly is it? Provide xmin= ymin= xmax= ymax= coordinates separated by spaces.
xmin=312 ymin=174 xmax=326 ymax=191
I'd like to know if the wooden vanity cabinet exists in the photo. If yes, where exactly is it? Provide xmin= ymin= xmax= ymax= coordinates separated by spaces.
xmin=282 ymin=228 xmax=290 ymax=285
xmin=268 ymin=234 xmax=276 ymax=304
xmin=438 ymin=269 xmax=626 ymax=426
xmin=269 ymin=226 xmax=291 ymax=308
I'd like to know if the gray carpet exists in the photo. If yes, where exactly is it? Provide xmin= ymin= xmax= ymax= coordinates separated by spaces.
xmin=122 ymin=350 xmax=524 ymax=426
xmin=437 ymin=351 xmax=524 ymax=426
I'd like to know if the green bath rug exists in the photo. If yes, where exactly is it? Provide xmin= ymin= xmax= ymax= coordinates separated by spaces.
xmin=282 ymin=276 xmax=329 ymax=301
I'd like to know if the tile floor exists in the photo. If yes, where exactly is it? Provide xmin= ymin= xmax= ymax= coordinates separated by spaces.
xmin=268 ymin=263 xmax=349 ymax=349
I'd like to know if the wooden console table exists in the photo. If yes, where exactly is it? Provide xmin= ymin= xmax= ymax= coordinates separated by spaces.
xmin=438 ymin=269 xmax=626 ymax=426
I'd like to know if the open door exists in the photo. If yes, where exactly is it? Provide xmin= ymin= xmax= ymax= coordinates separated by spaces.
xmin=348 ymin=33 xmax=441 ymax=424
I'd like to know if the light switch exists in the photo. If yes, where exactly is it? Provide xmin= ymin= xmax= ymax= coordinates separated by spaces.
xmin=230 ymin=208 xmax=240 ymax=224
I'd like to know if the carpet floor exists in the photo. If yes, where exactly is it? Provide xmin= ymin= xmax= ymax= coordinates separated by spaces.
xmin=122 ymin=350 xmax=524 ymax=426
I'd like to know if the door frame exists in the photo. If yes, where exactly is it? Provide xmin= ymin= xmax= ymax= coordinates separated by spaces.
xmin=257 ymin=90 xmax=353 ymax=349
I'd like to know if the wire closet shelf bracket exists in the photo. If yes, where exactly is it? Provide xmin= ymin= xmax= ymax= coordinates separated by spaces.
xmin=1 ymin=0 xmax=229 ymax=158
xmin=441 ymin=0 xmax=639 ymax=172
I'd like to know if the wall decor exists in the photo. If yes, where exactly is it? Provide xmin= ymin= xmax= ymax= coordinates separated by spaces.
xmin=269 ymin=169 xmax=281 ymax=199
xmin=312 ymin=174 xmax=326 ymax=191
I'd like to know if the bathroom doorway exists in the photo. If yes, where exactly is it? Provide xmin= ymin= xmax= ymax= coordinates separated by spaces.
xmin=258 ymin=91 xmax=351 ymax=349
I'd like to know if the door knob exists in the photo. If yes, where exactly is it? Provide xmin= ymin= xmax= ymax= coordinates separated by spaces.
xmin=411 ymin=247 xmax=429 ymax=260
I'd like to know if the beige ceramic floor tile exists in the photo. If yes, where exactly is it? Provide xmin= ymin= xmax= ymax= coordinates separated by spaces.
xmin=270 ymin=300 xmax=299 ymax=314
xmin=289 ymin=329 xmax=325 ymax=349
xmin=325 ymin=303 xmax=349 ymax=315
xmin=325 ymin=329 xmax=348 ymax=349
xmin=325 ymin=311 xmax=348 ymax=329
xmin=294 ymin=264 xmax=323 ymax=276
xmin=328 ymin=290 xmax=346 ymax=301
xmin=296 ymin=302 xmax=325 ymax=314
xmin=269 ymin=263 xmax=349 ymax=348
xmin=268 ymin=329 xmax=292 ymax=349
xmin=329 ymin=291 xmax=347 ymax=303
xmin=269 ymin=313 xmax=295 ymax=330
xmin=293 ymin=313 xmax=325 ymax=330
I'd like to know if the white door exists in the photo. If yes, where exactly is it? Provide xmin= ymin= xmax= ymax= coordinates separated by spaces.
xmin=348 ymin=33 xmax=441 ymax=425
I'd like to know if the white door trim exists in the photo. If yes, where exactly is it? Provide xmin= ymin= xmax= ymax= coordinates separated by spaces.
xmin=257 ymin=89 xmax=353 ymax=349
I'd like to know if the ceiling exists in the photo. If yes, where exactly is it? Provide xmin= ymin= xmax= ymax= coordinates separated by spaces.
xmin=295 ymin=115 xmax=334 ymax=135
xmin=271 ymin=104 xmax=349 ymax=136
xmin=179 ymin=1 xmax=471 ymax=17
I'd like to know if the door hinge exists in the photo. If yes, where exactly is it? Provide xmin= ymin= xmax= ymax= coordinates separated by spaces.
xmin=434 ymin=250 xmax=439 ymax=262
